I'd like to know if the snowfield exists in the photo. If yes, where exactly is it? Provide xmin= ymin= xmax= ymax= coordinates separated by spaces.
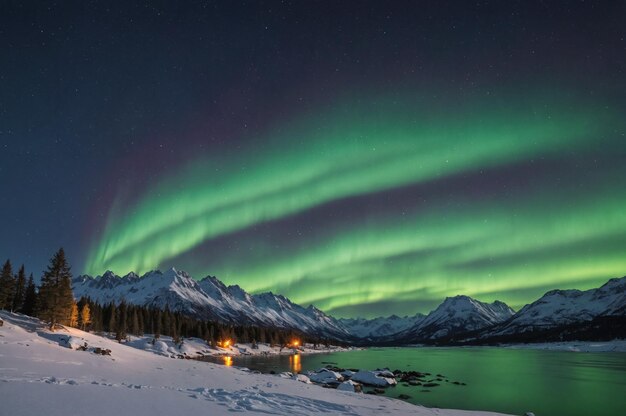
xmin=0 ymin=312 xmax=511 ymax=416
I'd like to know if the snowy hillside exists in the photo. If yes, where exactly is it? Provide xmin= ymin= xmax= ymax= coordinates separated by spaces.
xmin=398 ymin=296 xmax=515 ymax=341
xmin=489 ymin=276 xmax=626 ymax=336
xmin=0 ymin=311 xmax=512 ymax=416
xmin=338 ymin=314 xmax=425 ymax=339
xmin=73 ymin=268 xmax=351 ymax=340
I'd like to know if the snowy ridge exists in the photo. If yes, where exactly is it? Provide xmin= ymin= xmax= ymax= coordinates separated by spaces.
xmin=73 ymin=268 xmax=351 ymax=340
xmin=73 ymin=269 xmax=626 ymax=344
xmin=489 ymin=276 xmax=626 ymax=336
xmin=398 ymin=296 xmax=515 ymax=341
xmin=338 ymin=314 xmax=425 ymax=339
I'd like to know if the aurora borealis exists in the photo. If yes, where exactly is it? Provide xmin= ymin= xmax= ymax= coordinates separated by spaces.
xmin=2 ymin=1 xmax=625 ymax=318
xmin=83 ymin=90 xmax=626 ymax=316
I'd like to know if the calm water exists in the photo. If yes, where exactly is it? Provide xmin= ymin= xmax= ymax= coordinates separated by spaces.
xmin=201 ymin=347 xmax=626 ymax=416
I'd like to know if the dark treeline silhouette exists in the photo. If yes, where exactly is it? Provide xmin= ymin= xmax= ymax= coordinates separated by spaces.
xmin=1 ymin=250 xmax=338 ymax=348
xmin=1 ymin=249 xmax=75 ymax=330
xmin=78 ymin=296 xmax=333 ymax=348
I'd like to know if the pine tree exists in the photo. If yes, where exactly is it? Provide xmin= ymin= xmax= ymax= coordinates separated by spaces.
xmin=38 ymin=248 xmax=74 ymax=330
xmin=12 ymin=265 xmax=26 ymax=312
xmin=131 ymin=309 xmax=140 ymax=336
xmin=115 ymin=301 xmax=127 ymax=342
xmin=21 ymin=274 xmax=37 ymax=316
xmin=80 ymin=303 xmax=91 ymax=331
xmin=0 ymin=260 xmax=15 ymax=310
xmin=107 ymin=302 xmax=116 ymax=333
xmin=154 ymin=309 xmax=161 ymax=339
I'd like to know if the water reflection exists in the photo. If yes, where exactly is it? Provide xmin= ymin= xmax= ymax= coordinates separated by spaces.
xmin=289 ymin=353 xmax=301 ymax=373
xmin=199 ymin=348 xmax=626 ymax=416
xmin=223 ymin=356 xmax=233 ymax=366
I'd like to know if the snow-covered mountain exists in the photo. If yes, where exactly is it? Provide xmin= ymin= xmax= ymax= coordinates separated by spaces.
xmin=487 ymin=277 xmax=626 ymax=337
xmin=338 ymin=314 xmax=425 ymax=340
xmin=73 ymin=268 xmax=626 ymax=344
xmin=72 ymin=268 xmax=351 ymax=340
xmin=396 ymin=296 xmax=515 ymax=342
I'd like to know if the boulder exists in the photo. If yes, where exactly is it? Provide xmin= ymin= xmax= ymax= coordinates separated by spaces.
xmin=375 ymin=369 xmax=395 ymax=378
xmin=292 ymin=374 xmax=312 ymax=384
xmin=340 ymin=370 xmax=356 ymax=379
xmin=59 ymin=336 xmax=83 ymax=350
xmin=308 ymin=368 xmax=343 ymax=384
xmin=351 ymin=370 xmax=397 ymax=387
xmin=337 ymin=380 xmax=361 ymax=393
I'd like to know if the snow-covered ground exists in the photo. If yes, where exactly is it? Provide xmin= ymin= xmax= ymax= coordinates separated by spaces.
xmin=0 ymin=312 xmax=511 ymax=416
xmin=503 ymin=340 xmax=626 ymax=353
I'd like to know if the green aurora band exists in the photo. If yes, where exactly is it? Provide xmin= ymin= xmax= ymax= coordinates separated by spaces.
xmin=85 ymin=91 xmax=626 ymax=316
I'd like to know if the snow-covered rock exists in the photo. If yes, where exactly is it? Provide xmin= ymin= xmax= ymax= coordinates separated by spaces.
xmin=293 ymin=373 xmax=312 ymax=384
xmin=59 ymin=336 xmax=84 ymax=350
xmin=351 ymin=370 xmax=397 ymax=387
xmin=341 ymin=369 xmax=356 ymax=378
xmin=308 ymin=368 xmax=343 ymax=384
xmin=337 ymin=380 xmax=362 ymax=392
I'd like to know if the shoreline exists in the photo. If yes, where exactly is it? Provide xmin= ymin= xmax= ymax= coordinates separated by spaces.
xmin=402 ymin=340 xmax=626 ymax=353
xmin=2 ymin=311 xmax=512 ymax=416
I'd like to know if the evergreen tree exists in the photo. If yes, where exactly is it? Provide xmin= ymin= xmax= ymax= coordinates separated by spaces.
xmin=154 ymin=309 xmax=161 ymax=339
xmin=131 ymin=309 xmax=140 ymax=336
xmin=107 ymin=302 xmax=116 ymax=333
xmin=80 ymin=303 xmax=91 ymax=331
xmin=0 ymin=259 xmax=15 ymax=310
xmin=115 ymin=301 xmax=127 ymax=342
xmin=38 ymin=249 xmax=74 ymax=330
xmin=21 ymin=274 xmax=37 ymax=316
xmin=12 ymin=265 xmax=26 ymax=312
xmin=137 ymin=308 xmax=144 ymax=334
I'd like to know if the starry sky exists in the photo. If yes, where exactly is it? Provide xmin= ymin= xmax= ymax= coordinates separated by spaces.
xmin=1 ymin=1 xmax=625 ymax=318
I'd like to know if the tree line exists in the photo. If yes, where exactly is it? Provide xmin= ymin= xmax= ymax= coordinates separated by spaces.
xmin=0 ymin=248 xmax=74 ymax=329
xmin=0 ymin=248 xmax=337 ymax=348
xmin=78 ymin=297 xmax=329 ymax=348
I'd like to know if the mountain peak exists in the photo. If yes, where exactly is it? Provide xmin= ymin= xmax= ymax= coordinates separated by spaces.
xmin=72 ymin=268 xmax=350 ymax=340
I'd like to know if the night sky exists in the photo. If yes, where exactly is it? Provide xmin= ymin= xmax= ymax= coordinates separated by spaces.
xmin=1 ymin=1 xmax=625 ymax=317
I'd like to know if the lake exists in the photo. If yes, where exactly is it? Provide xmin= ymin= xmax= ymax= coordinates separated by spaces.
xmin=200 ymin=347 xmax=626 ymax=416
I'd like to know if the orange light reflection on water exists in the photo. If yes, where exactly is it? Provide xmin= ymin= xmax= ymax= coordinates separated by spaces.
xmin=289 ymin=353 xmax=301 ymax=373
xmin=223 ymin=356 xmax=233 ymax=366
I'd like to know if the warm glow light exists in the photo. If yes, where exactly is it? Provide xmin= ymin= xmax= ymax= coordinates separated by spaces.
xmin=289 ymin=353 xmax=301 ymax=373
xmin=223 ymin=356 xmax=233 ymax=367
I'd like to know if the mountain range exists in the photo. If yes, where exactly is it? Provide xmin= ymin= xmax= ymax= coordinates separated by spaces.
xmin=72 ymin=268 xmax=626 ymax=344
